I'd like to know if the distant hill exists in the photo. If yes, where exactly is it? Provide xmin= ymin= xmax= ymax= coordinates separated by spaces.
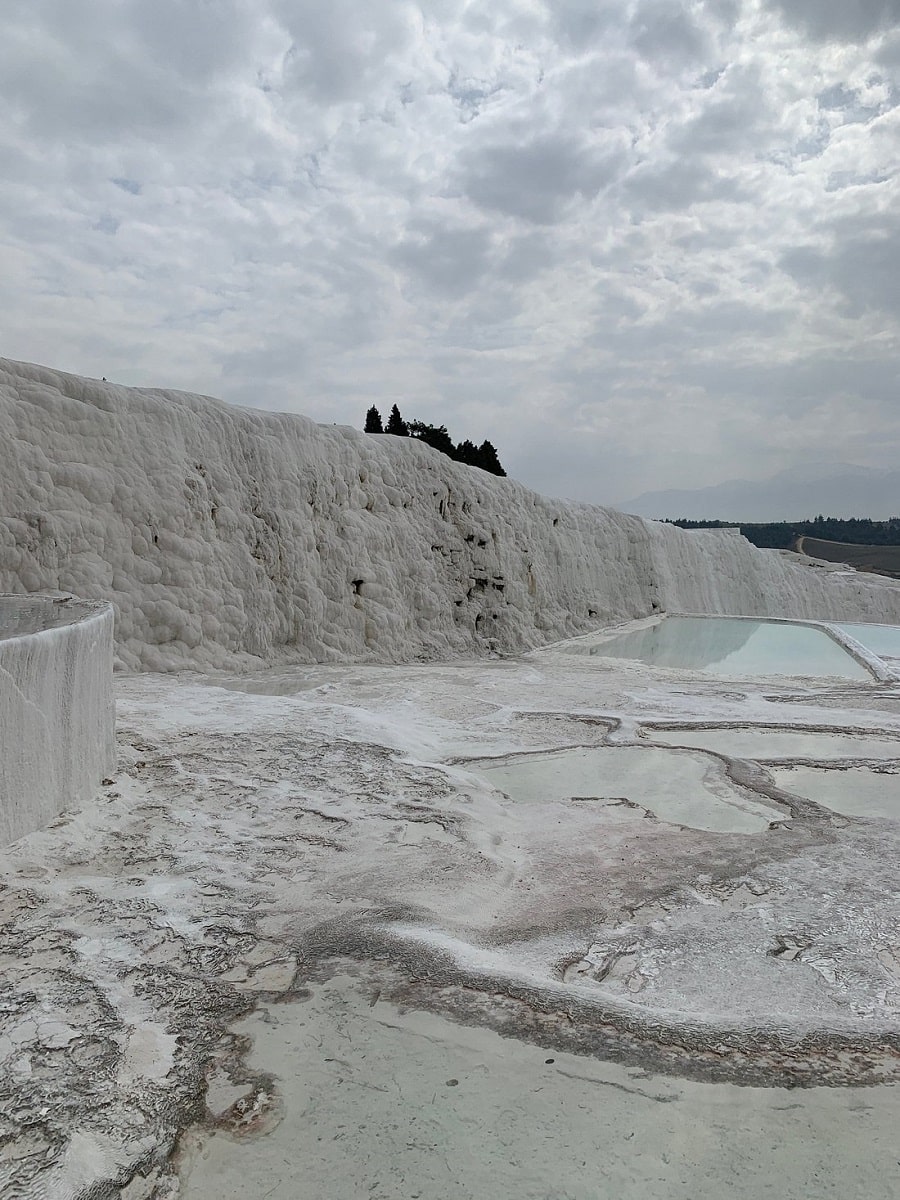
xmin=798 ymin=537 xmax=900 ymax=580
xmin=622 ymin=464 xmax=900 ymax=521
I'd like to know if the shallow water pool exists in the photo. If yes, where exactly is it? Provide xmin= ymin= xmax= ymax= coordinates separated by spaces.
xmin=836 ymin=622 xmax=900 ymax=661
xmin=177 ymin=976 xmax=900 ymax=1200
xmin=647 ymin=727 xmax=900 ymax=762
xmin=770 ymin=764 xmax=900 ymax=821
xmin=472 ymin=745 xmax=781 ymax=833
xmin=567 ymin=616 xmax=871 ymax=680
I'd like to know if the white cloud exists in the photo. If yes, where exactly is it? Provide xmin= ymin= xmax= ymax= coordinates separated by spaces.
xmin=0 ymin=0 xmax=899 ymax=504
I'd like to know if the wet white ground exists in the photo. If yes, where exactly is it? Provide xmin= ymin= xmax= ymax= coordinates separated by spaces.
xmin=3 ymin=638 xmax=900 ymax=1197
xmin=177 ymin=975 xmax=900 ymax=1200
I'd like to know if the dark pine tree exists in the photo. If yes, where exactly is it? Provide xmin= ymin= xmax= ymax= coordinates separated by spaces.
xmin=476 ymin=440 xmax=506 ymax=476
xmin=385 ymin=404 xmax=409 ymax=436
xmin=455 ymin=439 xmax=480 ymax=467
xmin=408 ymin=421 xmax=456 ymax=457
xmin=364 ymin=405 xmax=384 ymax=433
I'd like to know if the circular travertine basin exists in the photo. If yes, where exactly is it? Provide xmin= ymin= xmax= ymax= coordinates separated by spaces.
xmin=0 ymin=594 xmax=115 ymax=845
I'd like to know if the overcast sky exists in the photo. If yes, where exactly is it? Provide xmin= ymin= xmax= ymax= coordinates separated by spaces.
xmin=2 ymin=1 xmax=899 ymax=505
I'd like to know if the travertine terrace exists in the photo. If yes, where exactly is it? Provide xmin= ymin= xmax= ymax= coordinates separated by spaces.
xmin=1 ymin=357 xmax=898 ymax=1199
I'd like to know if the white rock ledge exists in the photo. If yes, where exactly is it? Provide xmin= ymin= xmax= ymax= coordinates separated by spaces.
xmin=0 ymin=593 xmax=115 ymax=845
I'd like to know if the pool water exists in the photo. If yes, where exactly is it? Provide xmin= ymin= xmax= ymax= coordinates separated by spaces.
xmin=176 ymin=976 xmax=900 ymax=1200
xmin=836 ymin=622 xmax=900 ymax=661
xmin=770 ymin=764 xmax=900 ymax=821
xmin=472 ymin=746 xmax=781 ymax=833
xmin=647 ymin=727 xmax=900 ymax=761
xmin=567 ymin=616 xmax=871 ymax=680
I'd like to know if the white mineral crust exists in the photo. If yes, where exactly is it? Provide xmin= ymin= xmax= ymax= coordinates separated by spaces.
xmin=3 ymin=357 xmax=900 ymax=1199
xmin=3 ymin=355 xmax=899 ymax=671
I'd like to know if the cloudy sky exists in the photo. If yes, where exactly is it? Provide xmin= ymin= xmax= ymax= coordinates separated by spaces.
xmin=2 ymin=1 xmax=899 ymax=505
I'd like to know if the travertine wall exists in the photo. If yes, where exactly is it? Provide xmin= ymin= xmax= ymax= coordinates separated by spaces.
xmin=3 ymin=355 xmax=900 ymax=672
xmin=0 ymin=595 xmax=115 ymax=844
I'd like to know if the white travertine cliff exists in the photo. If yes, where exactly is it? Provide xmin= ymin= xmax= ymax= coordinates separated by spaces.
xmin=2 ymin=356 xmax=900 ymax=671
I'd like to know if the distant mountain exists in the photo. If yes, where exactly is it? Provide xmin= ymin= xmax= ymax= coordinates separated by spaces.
xmin=621 ymin=464 xmax=900 ymax=522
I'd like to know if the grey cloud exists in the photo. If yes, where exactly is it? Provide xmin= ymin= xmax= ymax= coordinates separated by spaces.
xmin=505 ymin=424 xmax=652 ymax=506
xmin=764 ymin=0 xmax=900 ymax=42
xmin=220 ymin=335 xmax=313 ymax=408
xmin=391 ymin=224 xmax=493 ymax=298
xmin=621 ymin=158 xmax=746 ymax=212
xmin=93 ymin=214 xmax=120 ymax=236
xmin=876 ymin=32 xmax=900 ymax=63
xmin=669 ymin=95 xmax=760 ymax=154
xmin=677 ymin=353 xmax=900 ymax=450
xmin=495 ymin=232 xmax=556 ymax=283
xmin=669 ymin=72 xmax=770 ymax=156
xmin=695 ymin=67 xmax=726 ymax=90
xmin=702 ymin=0 xmax=743 ymax=27
xmin=825 ymin=170 xmax=890 ymax=191
xmin=276 ymin=0 xmax=413 ymax=103
xmin=781 ymin=225 xmax=900 ymax=317
xmin=126 ymin=0 xmax=259 ymax=81
xmin=816 ymin=83 xmax=886 ymax=123
xmin=724 ymin=354 xmax=899 ymax=405
xmin=460 ymin=134 xmax=622 ymax=224
xmin=544 ymin=0 xmax=621 ymax=49
xmin=629 ymin=0 xmax=710 ymax=67
xmin=0 ymin=0 xmax=260 ymax=142
xmin=818 ymin=84 xmax=862 ymax=111
xmin=562 ymin=297 xmax=789 ymax=371
xmin=791 ymin=121 xmax=832 ymax=160
xmin=447 ymin=72 xmax=507 ymax=122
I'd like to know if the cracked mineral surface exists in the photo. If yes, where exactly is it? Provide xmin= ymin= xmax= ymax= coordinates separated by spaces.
xmin=2 ymin=642 xmax=899 ymax=1198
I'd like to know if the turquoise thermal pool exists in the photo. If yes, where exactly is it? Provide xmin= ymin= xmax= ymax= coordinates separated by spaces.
xmin=567 ymin=616 xmax=871 ymax=680
xmin=836 ymin=622 xmax=900 ymax=661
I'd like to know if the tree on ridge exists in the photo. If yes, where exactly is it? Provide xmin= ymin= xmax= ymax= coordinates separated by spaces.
xmin=361 ymin=405 xmax=506 ymax=475
xmin=364 ymin=405 xmax=384 ymax=433
xmin=408 ymin=420 xmax=455 ymax=457
xmin=476 ymin=440 xmax=505 ymax=476
xmin=385 ymin=404 xmax=409 ymax=436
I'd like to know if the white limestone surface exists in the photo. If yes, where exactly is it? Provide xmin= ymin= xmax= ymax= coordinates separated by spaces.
xmin=3 ymin=356 xmax=900 ymax=671
xmin=0 ymin=593 xmax=115 ymax=844
xmin=4 ymin=652 xmax=900 ymax=1198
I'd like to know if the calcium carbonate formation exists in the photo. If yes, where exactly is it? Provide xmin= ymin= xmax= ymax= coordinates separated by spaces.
xmin=0 ymin=594 xmax=115 ymax=843
xmin=2 ymin=355 xmax=899 ymax=671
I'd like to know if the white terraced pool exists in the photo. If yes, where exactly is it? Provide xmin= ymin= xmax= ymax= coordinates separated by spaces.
xmin=646 ymin=727 xmax=900 ymax=761
xmin=770 ymin=764 xmax=900 ymax=821
xmin=836 ymin=622 xmax=900 ymax=661
xmin=566 ymin=616 xmax=872 ymax=679
xmin=471 ymin=745 xmax=782 ymax=833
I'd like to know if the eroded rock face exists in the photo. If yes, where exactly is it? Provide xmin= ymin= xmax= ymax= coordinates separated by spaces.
xmin=3 ymin=356 xmax=900 ymax=671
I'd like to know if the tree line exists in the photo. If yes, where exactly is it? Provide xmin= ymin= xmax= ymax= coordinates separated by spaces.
xmin=664 ymin=516 xmax=900 ymax=549
xmin=364 ymin=404 xmax=506 ymax=476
